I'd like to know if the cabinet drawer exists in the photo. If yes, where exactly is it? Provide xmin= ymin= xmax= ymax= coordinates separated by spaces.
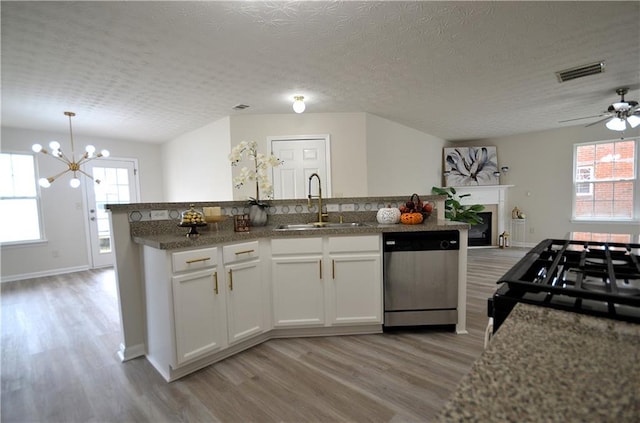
xmin=172 ymin=247 xmax=218 ymax=273
xmin=328 ymin=235 xmax=380 ymax=253
xmin=271 ymin=237 xmax=323 ymax=255
xmin=223 ymin=241 xmax=260 ymax=263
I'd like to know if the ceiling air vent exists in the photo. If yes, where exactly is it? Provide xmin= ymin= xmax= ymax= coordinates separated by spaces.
xmin=232 ymin=104 xmax=250 ymax=110
xmin=555 ymin=61 xmax=605 ymax=83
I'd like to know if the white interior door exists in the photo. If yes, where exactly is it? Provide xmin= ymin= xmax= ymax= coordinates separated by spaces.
xmin=270 ymin=135 xmax=331 ymax=199
xmin=85 ymin=159 xmax=139 ymax=268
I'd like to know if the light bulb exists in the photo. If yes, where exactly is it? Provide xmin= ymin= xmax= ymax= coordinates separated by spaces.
xmin=49 ymin=141 xmax=60 ymax=150
xmin=100 ymin=149 xmax=110 ymax=158
xmin=293 ymin=96 xmax=305 ymax=113
xmin=69 ymin=177 xmax=81 ymax=188
xmin=627 ymin=115 xmax=640 ymax=128
xmin=38 ymin=178 xmax=51 ymax=188
xmin=85 ymin=145 xmax=96 ymax=155
xmin=605 ymin=117 xmax=626 ymax=131
xmin=32 ymin=144 xmax=43 ymax=153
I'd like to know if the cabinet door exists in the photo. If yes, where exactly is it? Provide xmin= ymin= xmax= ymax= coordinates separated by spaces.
xmin=225 ymin=260 xmax=264 ymax=344
xmin=272 ymin=256 xmax=324 ymax=327
xmin=172 ymin=268 xmax=224 ymax=366
xmin=329 ymin=254 xmax=382 ymax=325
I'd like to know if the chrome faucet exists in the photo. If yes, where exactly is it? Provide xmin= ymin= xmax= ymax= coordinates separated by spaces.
xmin=308 ymin=173 xmax=328 ymax=224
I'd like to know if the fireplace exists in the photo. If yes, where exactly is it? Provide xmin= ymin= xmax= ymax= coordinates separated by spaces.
xmin=468 ymin=212 xmax=492 ymax=247
xmin=450 ymin=185 xmax=512 ymax=247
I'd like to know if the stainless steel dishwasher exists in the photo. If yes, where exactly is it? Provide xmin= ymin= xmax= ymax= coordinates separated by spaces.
xmin=383 ymin=230 xmax=459 ymax=327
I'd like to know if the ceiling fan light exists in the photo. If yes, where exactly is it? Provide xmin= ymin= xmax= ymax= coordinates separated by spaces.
xmin=626 ymin=115 xmax=640 ymax=128
xmin=612 ymin=102 xmax=629 ymax=111
xmin=605 ymin=117 xmax=626 ymax=131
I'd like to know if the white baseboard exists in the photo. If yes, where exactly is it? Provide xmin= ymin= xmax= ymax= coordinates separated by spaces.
xmin=1 ymin=265 xmax=90 ymax=283
xmin=118 ymin=343 xmax=145 ymax=362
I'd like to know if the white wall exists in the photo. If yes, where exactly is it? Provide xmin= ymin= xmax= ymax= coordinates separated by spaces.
xmin=1 ymin=126 xmax=164 ymax=281
xmin=163 ymin=112 xmax=447 ymax=200
xmin=229 ymin=113 xmax=368 ymax=199
xmin=457 ymin=124 xmax=640 ymax=244
xmin=161 ymin=116 xmax=233 ymax=201
xmin=366 ymin=114 xmax=447 ymax=196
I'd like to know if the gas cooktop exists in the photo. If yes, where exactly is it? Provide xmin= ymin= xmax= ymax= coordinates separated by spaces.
xmin=490 ymin=238 xmax=640 ymax=332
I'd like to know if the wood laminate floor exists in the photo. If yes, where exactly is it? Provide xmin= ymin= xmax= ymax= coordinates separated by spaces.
xmin=1 ymin=248 xmax=526 ymax=423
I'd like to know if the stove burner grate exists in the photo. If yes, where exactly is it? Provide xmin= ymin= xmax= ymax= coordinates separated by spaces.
xmin=498 ymin=239 xmax=640 ymax=308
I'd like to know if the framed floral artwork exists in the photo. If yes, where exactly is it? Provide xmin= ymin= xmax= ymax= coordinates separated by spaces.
xmin=443 ymin=146 xmax=499 ymax=186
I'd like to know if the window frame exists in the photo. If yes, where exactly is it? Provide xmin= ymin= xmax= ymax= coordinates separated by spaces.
xmin=0 ymin=151 xmax=46 ymax=245
xmin=572 ymin=137 xmax=638 ymax=222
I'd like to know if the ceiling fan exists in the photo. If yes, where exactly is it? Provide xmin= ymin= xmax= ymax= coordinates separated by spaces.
xmin=560 ymin=88 xmax=640 ymax=131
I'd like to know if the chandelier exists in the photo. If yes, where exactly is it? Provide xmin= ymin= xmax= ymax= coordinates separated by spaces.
xmin=32 ymin=111 xmax=109 ymax=188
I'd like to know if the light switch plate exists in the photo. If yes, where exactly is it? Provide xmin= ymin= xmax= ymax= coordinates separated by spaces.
xmin=150 ymin=210 xmax=169 ymax=220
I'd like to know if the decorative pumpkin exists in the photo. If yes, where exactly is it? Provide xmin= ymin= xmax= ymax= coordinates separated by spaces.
xmin=400 ymin=212 xmax=424 ymax=225
xmin=400 ymin=193 xmax=431 ymax=224
xmin=377 ymin=204 xmax=401 ymax=224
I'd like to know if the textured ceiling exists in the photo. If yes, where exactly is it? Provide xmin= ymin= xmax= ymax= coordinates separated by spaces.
xmin=1 ymin=1 xmax=639 ymax=143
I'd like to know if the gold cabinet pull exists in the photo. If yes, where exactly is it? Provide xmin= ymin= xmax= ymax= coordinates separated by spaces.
xmin=332 ymin=259 xmax=335 ymax=279
xmin=228 ymin=269 xmax=233 ymax=291
xmin=185 ymin=257 xmax=211 ymax=264
xmin=213 ymin=271 xmax=218 ymax=295
xmin=234 ymin=249 xmax=255 ymax=255
xmin=319 ymin=259 xmax=322 ymax=279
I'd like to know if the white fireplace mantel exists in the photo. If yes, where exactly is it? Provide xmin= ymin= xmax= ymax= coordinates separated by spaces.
xmin=452 ymin=185 xmax=513 ymax=238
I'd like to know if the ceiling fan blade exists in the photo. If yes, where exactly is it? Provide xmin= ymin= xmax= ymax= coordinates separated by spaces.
xmin=585 ymin=116 xmax=611 ymax=127
xmin=558 ymin=114 xmax=608 ymax=123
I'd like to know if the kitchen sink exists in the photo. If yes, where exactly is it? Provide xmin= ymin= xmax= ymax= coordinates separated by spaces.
xmin=273 ymin=222 xmax=369 ymax=231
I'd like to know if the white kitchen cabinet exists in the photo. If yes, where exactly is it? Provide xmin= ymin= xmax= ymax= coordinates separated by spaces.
xmin=327 ymin=236 xmax=382 ymax=325
xmin=143 ymin=245 xmax=225 ymax=377
xmin=270 ymin=235 xmax=382 ymax=328
xmin=172 ymin=267 xmax=225 ymax=365
xmin=223 ymin=241 xmax=266 ymax=344
xmin=271 ymin=238 xmax=324 ymax=327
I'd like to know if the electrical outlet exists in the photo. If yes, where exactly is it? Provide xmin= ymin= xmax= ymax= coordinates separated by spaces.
xmin=51 ymin=250 xmax=59 ymax=258
xmin=150 ymin=210 xmax=169 ymax=220
xmin=529 ymin=227 xmax=535 ymax=234
xmin=326 ymin=204 xmax=340 ymax=212
xmin=341 ymin=203 xmax=355 ymax=212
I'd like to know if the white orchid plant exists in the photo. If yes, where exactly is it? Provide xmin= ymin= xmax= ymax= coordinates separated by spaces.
xmin=229 ymin=141 xmax=283 ymax=206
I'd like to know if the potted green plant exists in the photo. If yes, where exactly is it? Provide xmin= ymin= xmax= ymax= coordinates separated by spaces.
xmin=431 ymin=186 xmax=485 ymax=225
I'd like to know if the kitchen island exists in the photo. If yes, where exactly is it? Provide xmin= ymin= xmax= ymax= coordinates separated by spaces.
xmin=436 ymin=303 xmax=640 ymax=422
xmin=106 ymin=197 xmax=470 ymax=380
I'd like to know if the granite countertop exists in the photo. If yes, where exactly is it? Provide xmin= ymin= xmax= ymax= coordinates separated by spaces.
xmin=436 ymin=303 xmax=640 ymax=422
xmin=133 ymin=219 xmax=468 ymax=250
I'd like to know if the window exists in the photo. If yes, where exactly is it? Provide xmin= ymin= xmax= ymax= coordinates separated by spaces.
xmin=573 ymin=139 xmax=637 ymax=220
xmin=575 ymin=165 xmax=593 ymax=196
xmin=0 ymin=153 xmax=43 ymax=243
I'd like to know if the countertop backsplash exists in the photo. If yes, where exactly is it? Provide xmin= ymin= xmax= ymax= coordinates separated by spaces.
xmin=109 ymin=195 xmax=446 ymax=238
